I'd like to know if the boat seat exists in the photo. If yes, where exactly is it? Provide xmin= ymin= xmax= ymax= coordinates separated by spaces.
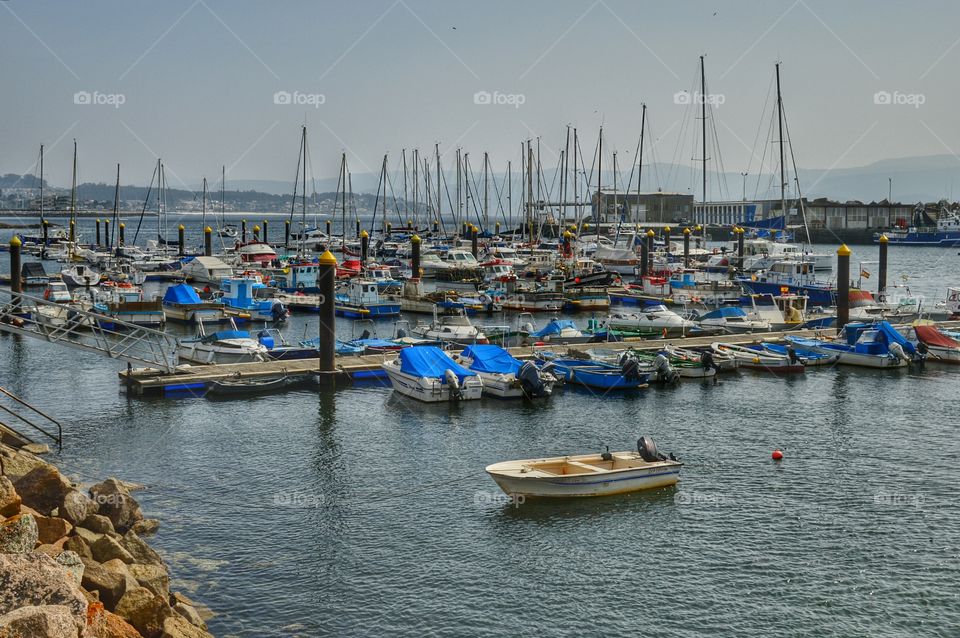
xmin=566 ymin=460 xmax=605 ymax=473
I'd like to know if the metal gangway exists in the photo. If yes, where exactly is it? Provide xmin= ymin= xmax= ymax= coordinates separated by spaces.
xmin=0 ymin=288 xmax=180 ymax=373
xmin=0 ymin=386 xmax=63 ymax=450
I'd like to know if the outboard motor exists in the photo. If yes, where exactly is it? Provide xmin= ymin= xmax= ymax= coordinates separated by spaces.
xmin=521 ymin=322 xmax=535 ymax=335
xmin=360 ymin=329 xmax=371 ymax=341
xmin=889 ymin=341 xmax=906 ymax=362
xmin=653 ymin=352 xmax=680 ymax=384
xmin=271 ymin=302 xmax=288 ymax=323
xmin=518 ymin=360 xmax=551 ymax=397
xmin=444 ymin=368 xmax=462 ymax=400
xmin=600 ymin=446 xmax=613 ymax=462
xmin=620 ymin=357 xmax=642 ymax=382
xmin=395 ymin=328 xmax=407 ymax=339
xmin=786 ymin=345 xmax=800 ymax=365
xmin=637 ymin=436 xmax=666 ymax=462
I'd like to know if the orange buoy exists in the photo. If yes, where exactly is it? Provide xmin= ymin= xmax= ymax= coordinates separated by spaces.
xmin=772 ymin=449 xmax=784 ymax=461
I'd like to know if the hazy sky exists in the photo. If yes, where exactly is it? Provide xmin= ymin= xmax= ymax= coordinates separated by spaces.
xmin=3 ymin=0 xmax=959 ymax=193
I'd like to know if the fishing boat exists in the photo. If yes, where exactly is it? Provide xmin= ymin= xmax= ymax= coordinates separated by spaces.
xmin=911 ymin=324 xmax=960 ymax=363
xmin=874 ymin=203 xmax=960 ymax=246
xmin=759 ymin=343 xmax=839 ymax=367
xmin=604 ymin=304 xmax=698 ymax=336
xmin=60 ymin=264 xmax=101 ymax=287
xmin=737 ymin=261 xmax=835 ymax=307
xmin=785 ymin=321 xmax=913 ymax=368
xmin=207 ymin=374 xmax=291 ymax=396
xmin=698 ymin=307 xmax=772 ymax=334
xmin=94 ymin=284 xmax=165 ymax=328
xmin=499 ymin=284 xmax=564 ymax=312
xmin=162 ymin=283 xmax=227 ymax=323
xmin=458 ymin=344 xmax=557 ymax=399
xmin=665 ymin=344 xmax=739 ymax=371
xmin=485 ymin=437 xmax=682 ymax=498
xmin=711 ymin=342 xmax=805 ymax=373
xmin=410 ymin=308 xmax=487 ymax=345
xmin=334 ymin=279 xmax=401 ymax=318
xmin=537 ymin=355 xmax=649 ymax=390
xmin=218 ymin=275 xmax=289 ymax=323
xmin=381 ymin=346 xmax=483 ymax=402
xmin=177 ymin=319 xmax=268 ymax=364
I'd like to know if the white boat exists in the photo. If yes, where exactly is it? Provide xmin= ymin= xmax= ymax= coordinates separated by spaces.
xmin=698 ymin=306 xmax=772 ymax=334
xmin=457 ymin=344 xmax=556 ymax=398
xmin=485 ymin=437 xmax=682 ymax=499
xmin=411 ymin=308 xmax=487 ymax=345
xmin=381 ymin=346 xmax=483 ymax=402
xmin=785 ymin=322 xmax=912 ymax=368
xmin=419 ymin=252 xmax=456 ymax=277
xmin=711 ymin=342 xmax=805 ymax=373
xmin=182 ymin=256 xmax=234 ymax=284
xmin=665 ymin=344 xmax=738 ymax=371
xmin=603 ymin=305 xmax=697 ymax=335
xmin=593 ymin=234 xmax=640 ymax=274
xmin=176 ymin=319 xmax=268 ymax=364
xmin=912 ymin=324 xmax=960 ymax=364
xmin=60 ymin=264 xmax=101 ymax=287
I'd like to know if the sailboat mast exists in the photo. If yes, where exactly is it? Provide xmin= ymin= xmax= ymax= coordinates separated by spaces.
xmin=201 ymin=177 xmax=207 ymax=232
xmin=597 ymin=127 xmax=602 ymax=225
xmin=156 ymin=158 xmax=162 ymax=242
xmin=70 ymin=140 xmax=77 ymax=244
xmin=221 ymin=165 xmax=225 ymax=230
xmin=526 ymin=140 xmax=533 ymax=241
xmin=113 ymin=164 xmax=120 ymax=251
xmin=301 ymin=126 xmax=307 ymax=241
xmin=507 ymin=160 xmax=512 ymax=232
xmin=39 ymin=145 xmax=45 ymax=224
xmin=637 ymin=103 xmax=646 ymax=224
xmin=436 ymin=143 xmax=441 ymax=231
xmin=776 ymin=61 xmax=787 ymax=225
xmin=402 ymin=149 xmax=408 ymax=221
xmin=573 ymin=128 xmax=579 ymax=225
xmin=700 ymin=55 xmax=707 ymax=204
xmin=483 ymin=152 xmax=489 ymax=228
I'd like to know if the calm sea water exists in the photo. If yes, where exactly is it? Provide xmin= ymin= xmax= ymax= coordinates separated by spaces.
xmin=1 ymin=215 xmax=959 ymax=637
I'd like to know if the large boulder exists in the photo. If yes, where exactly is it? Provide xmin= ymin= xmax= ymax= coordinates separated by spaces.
xmin=114 ymin=587 xmax=169 ymax=638
xmin=63 ymin=535 xmax=92 ymax=560
xmin=101 ymin=559 xmax=139 ymax=592
xmin=0 ymin=553 xmax=87 ymax=627
xmin=87 ymin=606 xmax=143 ymax=638
xmin=80 ymin=514 xmax=116 ymax=535
xmin=59 ymin=489 xmax=98 ymax=526
xmin=170 ymin=602 xmax=204 ymax=630
xmin=0 ymin=604 xmax=80 ymax=637
xmin=160 ymin=612 xmax=213 ymax=638
xmin=0 ymin=477 xmax=21 ymax=518
xmin=12 ymin=466 xmax=72 ymax=516
xmin=34 ymin=514 xmax=72 ymax=545
xmin=129 ymin=564 xmax=169 ymax=600
xmin=73 ymin=526 xmax=106 ymax=546
xmin=119 ymin=532 xmax=162 ymax=567
xmin=54 ymin=550 xmax=84 ymax=588
xmin=129 ymin=519 xmax=159 ymax=537
xmin=80 ymin=558 xmax=127 ymax=610
xmin=91 ymin=536 xmax=135 ymax=565
xmin=0 ymin=514 xmax=38 ymax=554
xmin=89 ymin=480 xmax=143 ymax=533
xmin=0 ymin=446 xmax=50 ymax=482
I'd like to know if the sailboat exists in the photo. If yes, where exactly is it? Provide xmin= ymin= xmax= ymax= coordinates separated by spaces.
xmin=217 ymin=166 xmax=238 ymax=238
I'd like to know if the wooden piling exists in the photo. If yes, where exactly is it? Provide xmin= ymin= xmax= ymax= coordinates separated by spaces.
xmin=878 ymin=234 xmax=888 ymax=300
xmin=837 ymin=244 xmax=851 ymax=333
xmin=104 ymin=219 xmax=111 ymax=248
xmin=241 ymin=219 xmax=247 ymax=242
xmin=317 ymin=250 xmax=338 ymax=381
xmin=360 ymin=229 xmax=369 ymax=265
xmin=253 ymin=225 xmax=260 ymax=242
xmin=736 ymin=227 xmax=745 ymax=269
xmin=95 ymin=219 xmax=101 ymax=247
xmin=356 ymin=219 xmax=361 ymax=238
xmin=326 ymin=220 xmax=332 ymax=237
xmin=646 ymin=229 xmax=655 ymax=274
xmin=262 ymin=220 xmax=268 ymax=244
xmin=471 ymin=225 xmax=478 ymax=258
xmin=411 ymin=234 xmax=421 ymax=279
xmin=9 ymin=237 xmax=21 ymax=312
xmin=178 ymin=225 xmax=185 ymax=256
xmin=284 ymin=219 xmax=290 ymax=248
xmin=119 ymin=223 xmax=125 ymax=247
xmin=663 ymin=226 xmax=671 ymax=254
xmin=683 ymin=227 xmax=691 ymax=267
xmin=204 ymin=226 xmax=212 ymax=256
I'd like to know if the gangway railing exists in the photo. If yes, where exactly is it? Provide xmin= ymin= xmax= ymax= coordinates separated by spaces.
xmin=0 ymin=289 xmax=180 ymax=373
xmin=0 ymin=386 xmax=63 ymax=449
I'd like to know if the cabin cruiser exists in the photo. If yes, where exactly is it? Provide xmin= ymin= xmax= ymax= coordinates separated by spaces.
xmin=219 ymin=275 xmax=289 ymax=323
xmin=232 ymin=240 xmax=277 ymax=265
xmin=162 ymin=283 xmax=227 ymax=323
xmin=603 ymin=304 xmax=698 ymax=335
xmin=60 ymin=264 xmax=101 ymax=287
xmin=697 ymin=306 xmax=772 ymax=334
xmin=593 ymin=234 xmax=640 ymax=275
xmin=335 ymin=279 xmax=401 ymax=318
xmin=521 ymin=318 xmax=594 ymax=345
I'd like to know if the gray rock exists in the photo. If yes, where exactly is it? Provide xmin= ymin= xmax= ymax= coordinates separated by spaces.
xmin=59 ymin=488 xmax=98 ymax=526
xmin=161 ymin=611 xmax=214 ymax=638
xmin=0 ymin=604 xmax=81 ymax=637
xmin=19 ymin=443 xmax=50 ymax=455
xmin=80 ymin=557 xmax=127 ymax=610
xmin=33 ymin=514 xmax=72 ymax=545
xmin=130 ymin=518 xmax=160 ymax=536
xmin=130 ymin=562 xmax=170 ymax=600
xmin=0 ymin=476 xmax=21 ymax=518
xmin=72 ymin=526 xmax=104 ymax=546
xmin=62 ymin=535 xmax=92 ymax=560
xmin=115 ymin=586 xmax=169 ymax=638
xmin=91 ymin=535 xmax=135 ymax=565
xmin=120 ymin=530 xmax=163 ymax=566
xmin=101 ymin=558 xmax=140 ymax=592
xmin=172 ymin=601 xmax=205 ymax=629
xmin=79 ymin=514 xmax=115 ymax=535
xmin=54 ymin=550 xmax=84 ymax=588
xmin=89 ymin=479 xmax=143 ymax=533
xmin=0 ymin=514 xmax=38 ymax=554
xmin=12 ymin=467 xmax=72 ymax=516
xmin=0 ymin=553 xmax=87 ymax=625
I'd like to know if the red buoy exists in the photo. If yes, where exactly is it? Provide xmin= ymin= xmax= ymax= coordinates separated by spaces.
xmin=772 ymin=449 xmax=783 ymax=461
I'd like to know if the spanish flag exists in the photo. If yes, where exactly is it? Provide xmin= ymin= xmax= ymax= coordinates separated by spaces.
xmin=860 ymin=269 xmax=871 ymax=279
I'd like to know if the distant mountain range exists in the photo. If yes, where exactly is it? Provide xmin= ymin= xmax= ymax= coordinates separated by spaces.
xmin=5 ymin=154 xmax=959 ymax=205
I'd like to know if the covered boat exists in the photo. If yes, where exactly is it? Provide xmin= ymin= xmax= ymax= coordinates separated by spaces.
xmin=485 ymin=437 xmax=682 ymax=498
xmin=698 ymin=306 xmax=771 ymax=334
xmin=381 ymin=346 xmax=483 ymax=402
xmin=177 ymin=320 xmax=268 ymax=364
xmin=785 ymin=321 xmax=914 ymax=368
xmin=523 ymin=318 xmax=593 ymax=345
xmin=162 ymin=283 xmax=226 ymax=323
xmin=459 ymin=344 xmax=556 ymax=398
xmin=912 ymin=324 xmax=960 ymax=364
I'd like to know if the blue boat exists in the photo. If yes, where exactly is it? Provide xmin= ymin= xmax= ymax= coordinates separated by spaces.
xmin=757 ymin=343 xmax=838 ymax=366
xmin=219 ymin=275 xmax=289 ymax=323
xmin=874 ymin=205 xmax=960 ymax=246
xmin=786 ymin=321 xmax=914 ymax=368
xmin=737 ymin=261 xmax=836 ymax=307
xmin=335 ymin=279 xmax=401 ymax=319
xmin=537 ymin=356 xmax=649 ymax=390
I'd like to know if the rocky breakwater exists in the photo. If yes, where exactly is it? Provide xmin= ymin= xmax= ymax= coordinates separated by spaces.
xmin=0 ymin=443 xmax=214 ymax=638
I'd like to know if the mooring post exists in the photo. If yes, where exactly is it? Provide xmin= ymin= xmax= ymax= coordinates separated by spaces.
xmin=386 ymin=222 xmax=392 ymax=239
xmin=69 ymin=220 xmax=75 ymax=244
xmin=9 ymin=237 xmax=22 ymax=312
xmin=471 ymin=225 xmax=479 ymax=258
xmin=204 ymin=226 xmax=212 ymax=256
xmin=326 ymin=220 xmax=332 ymax=237
xmin=253 ymin=225 xmax=260 ymax=242
xmin=411 ymin=233 xmax=421 ymax=279
xmin=683 ymin=228 xmax=691 ymax=267
xmin=837 ymin=244 xmax=851 ymax=333
xmin=695 ymin=224 xmax=703 ymax=249
xmin=407 ymin=219 xmax=413 ymax=232
xmin=41 ymin=220 xmax=49 ymax=259
xmin=241 ymin=219 xmax=247 ymax=242
xmin=736 ymin=227 xmax=745 ymax=270
xmin=433 ymin=219 xmax=439 ymax=234
xmin=262 ymin=220 xmax=268 ymax=244
xmin=360 ymin=229 xmax=369 ymax=266
xmin=104 ymin=219 xmax=111 ymax=248
xmin=317 ymin=250 xmax=338 ymax=383
xmin=640 ymin=235 xmax=649 ymax=278
xmin=284 ymin=220 xmax=290 ymax=248
xmin=878 ymin=234 xmax=888 ymax=301
xmin=178 ymin=224 xmax=185 ymax=256
xmin=355 ymin=219 xmax=361 ymax=239
xmin=495 ymin=221 xmax=500 ymax=237
xmin=563 ymin=230 xmax=572 ymax=258
xmin=95 ymin=219 xmax=101 ymax=247
xmin=663 ymin=226 xmax=671 ymax=254
xmin=118 ymin=222 xmax=125 ymax=247
xmin=646 ymin=229 xmax=655 ymax=274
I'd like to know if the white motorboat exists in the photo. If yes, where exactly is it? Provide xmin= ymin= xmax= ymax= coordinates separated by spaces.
xmin=786 ymin=322 xmax=913 ymax=369
xmin=181 ymin=256 xmax=234 ymax=284
xmin=381 ymin=346 xmax=483 ymax=402
xmin=176 ymin=319 xmax=268 ymax=364
xmin=485 ymin=437 xmax=682 ymax=499
xmin=697 ymin=306 xmax=772 ymax=334
xmin=711 ymin=342 xmax=805 ymax=373
xmin=60 ymin=264 xmax=101 ymax=287
xmin=665 ymin=344 xmax=739 ymax=371
xmin=457 ymin=344 xmax=556 ymax=398
xmin=603 ymin=304 xmax=697 ymax=335
xmin=411 ymin=308 xmax=487 ymax=345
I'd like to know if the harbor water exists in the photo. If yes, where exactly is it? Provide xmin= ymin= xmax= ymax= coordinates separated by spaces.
xmin=1 ymin=215 xmax=959 ymax=636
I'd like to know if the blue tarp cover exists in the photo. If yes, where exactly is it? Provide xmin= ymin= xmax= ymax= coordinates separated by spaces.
xmin=163 ymin=283 xmax=201 ymax=304
xmin=530 ymin=319 xmax=577 ymax=338
xmin=399 ymin=346 xmax=476 ymax=381
xmin=461 ymin=344 xmax=521 ymax=374
xmin=700 ymin=306 xmax=747 ymax=319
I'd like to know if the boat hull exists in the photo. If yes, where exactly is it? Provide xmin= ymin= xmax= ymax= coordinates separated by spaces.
xmin=381 ymin=362 xmax=483 ymax=402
